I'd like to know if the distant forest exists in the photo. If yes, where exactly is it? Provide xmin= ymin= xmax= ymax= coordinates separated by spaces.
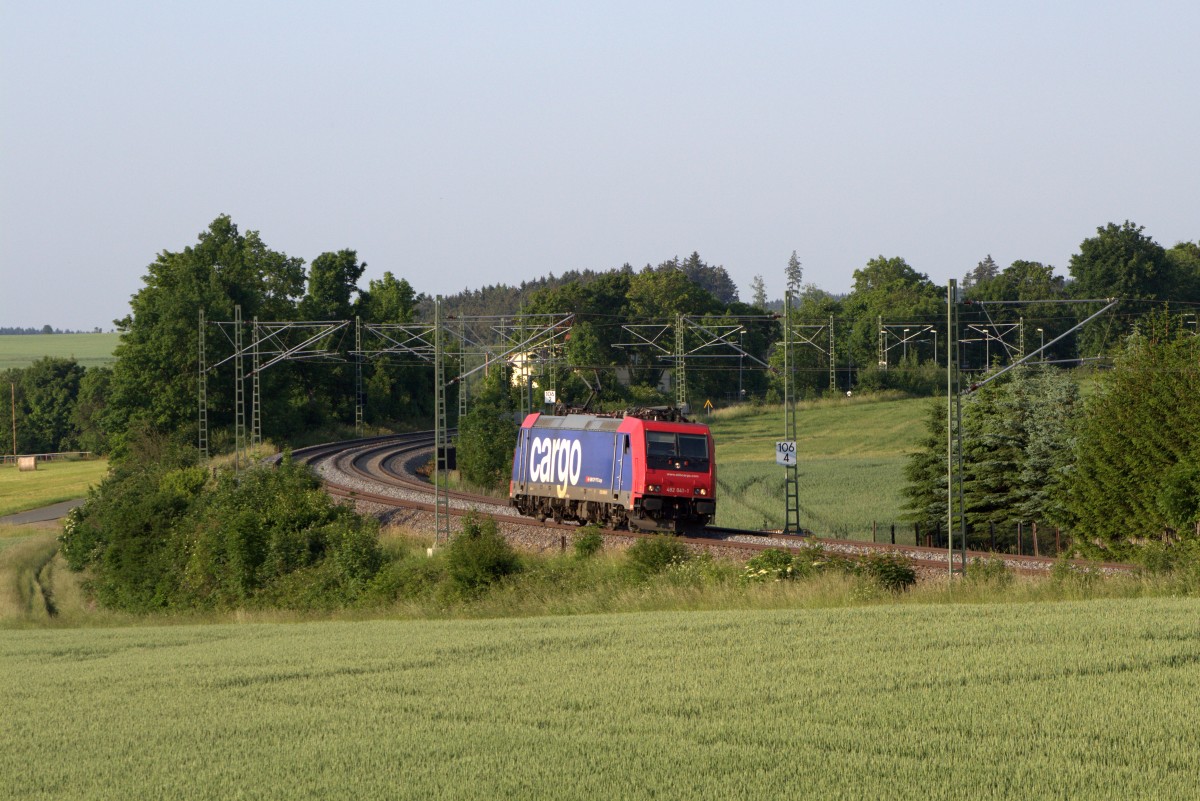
xmin=428 ymin=251 xmax=742 ymax=320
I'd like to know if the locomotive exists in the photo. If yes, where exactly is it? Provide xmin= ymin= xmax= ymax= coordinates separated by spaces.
xmin=509 ymin=410 xmax=716 ymax=532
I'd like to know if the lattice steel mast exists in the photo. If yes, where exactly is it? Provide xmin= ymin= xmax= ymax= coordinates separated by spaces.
xmin=198 ymin=308 xmax=208 ymax=459
xmin=782 ymin=285 xmax=800 ymax=534
xmin=433 ymin=297 xmax=451 ymax=546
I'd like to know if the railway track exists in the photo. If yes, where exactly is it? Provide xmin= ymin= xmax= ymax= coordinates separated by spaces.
xmin=288 ymin=434 xmax=1133 ymax=577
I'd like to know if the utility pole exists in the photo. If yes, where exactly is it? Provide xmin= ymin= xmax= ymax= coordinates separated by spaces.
xmin=675 ymin=313 xmax=687 ymax=413
xmin=355 ymin=317 xmax=363 ymax=437
xmin=828 ymin=315 xmax=836 ymax=393
xmin=738 ymin=329 xmax=744 ymax=401
xmin=198 ymin=308 xmax=207 ymax=460
xmin=10 ymin=382 xmax=16 ymax=464
xmin=434 ymin=296 xmax=450 ymax=547
xmin=946 ymin=280 xmax=957 ymax=577
xmin=234 ymin=305 xmax=244 ymax=472
xmin=783 ymin=285 xmax=800 ymax=534
xmin=252 ymin=316 xmax=261 ymax=448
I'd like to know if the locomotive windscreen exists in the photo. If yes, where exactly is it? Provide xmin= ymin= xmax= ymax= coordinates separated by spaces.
xmin=646 ymin=431 xmax=710 ymax=472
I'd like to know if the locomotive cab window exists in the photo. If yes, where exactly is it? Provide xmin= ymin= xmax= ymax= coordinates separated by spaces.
xmin=645 ymin=431 xmax=709 ymax=472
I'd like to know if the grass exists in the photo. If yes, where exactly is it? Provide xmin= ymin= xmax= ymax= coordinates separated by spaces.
xmin=0 ymin=458 xmax=108 ymax=517
xmin=2 ymin=597 xmax=1199 ymax=800
xmin=0 ymin=332 xmax=119 ymax=370
xmin=0 ymin=530 xmax=59 ymax=621
xmin=708 ymin=394 xmax=930 ymax=537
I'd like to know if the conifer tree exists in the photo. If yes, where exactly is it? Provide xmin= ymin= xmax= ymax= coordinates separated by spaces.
xmin=1065 ymin=314 xmax=1200 ymax=554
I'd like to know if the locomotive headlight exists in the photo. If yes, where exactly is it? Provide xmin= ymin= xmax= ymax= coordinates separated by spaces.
xmin=647 ymin=484 xmax=661 ymax=493
xmin=695 ymin=487 xmax=707 ymax=496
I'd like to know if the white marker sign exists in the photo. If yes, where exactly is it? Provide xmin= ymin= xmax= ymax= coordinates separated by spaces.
xmin=775 ymin=440 xmax=797 ymax=466
xmin=544 ymin=390 xmax=557 ymax=404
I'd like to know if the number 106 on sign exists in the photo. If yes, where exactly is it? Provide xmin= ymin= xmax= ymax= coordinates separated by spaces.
xmin=775 ymin=441 xmax=797 ymax=466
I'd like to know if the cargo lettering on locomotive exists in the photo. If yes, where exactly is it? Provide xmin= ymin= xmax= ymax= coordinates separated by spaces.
xmin=526 ymin=436 xmax=583 ymax=497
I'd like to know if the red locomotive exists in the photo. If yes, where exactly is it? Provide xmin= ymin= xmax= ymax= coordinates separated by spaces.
xmin=509 ymin=410 xmax=716 ymax=532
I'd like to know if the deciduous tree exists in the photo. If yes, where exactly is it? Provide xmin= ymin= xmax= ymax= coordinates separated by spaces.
xmin=107 ymin=216 xmax=306 ymax=454
xmin=1068 ymin=221 xmax=1172 ymax=354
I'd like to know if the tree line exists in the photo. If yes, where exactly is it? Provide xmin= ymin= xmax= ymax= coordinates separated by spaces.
xmin=4 ymin=215 xmax=1197 ymax=464
xmin=0 ymin=326 xmax=106 ymax=335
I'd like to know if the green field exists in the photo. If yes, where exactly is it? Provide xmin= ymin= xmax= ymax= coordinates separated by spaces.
xmin=0 ymin=332 xmax=120 ymax=370
xmin=3 ymin=598 xmax=1197 ymax=800
xmin=708 ymin=395 xmax=930 ymax=537
xmin=0 ymin=459 xmax=108 ymax=517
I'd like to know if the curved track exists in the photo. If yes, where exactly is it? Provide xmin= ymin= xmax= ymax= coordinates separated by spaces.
xmin=289 ymin=434 xmax=1133 ymax=576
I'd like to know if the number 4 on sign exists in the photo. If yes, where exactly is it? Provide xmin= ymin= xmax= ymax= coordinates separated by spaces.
xmin=775 ymin=441 xmax=797 ymax=466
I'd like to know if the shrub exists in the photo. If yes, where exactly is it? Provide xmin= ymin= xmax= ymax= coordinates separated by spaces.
xmin=625 ymin=535 xmax=690 ymax=579
xmin=861 ymin=552 xmax=917 ymax=593
xmin=740 ymin=549 xmax=798 ymax=584
xmin=60 ymin=454 xmax=385 ymax=612
xmin=740 ymin=546 xmax=856 ymax=585
xmin=855 ymin=361 xmax=942 ymax=397
xmin=574 ymin=527 xmax=604 ymax=559
xmin=359 ymin=554 xmax=446 ymax=606
xmin=1050 ymin=553 xmax=1100 ymax=593
xmin=964 ymin=556 xmax=1013 ymax=587
xmin=662 ymin=552 xmax=730 ymax=587
xmin=1139 ymin=539 xmax=1200 ymax=577
xmin=445 ymin=515 xmax=521 ymax=597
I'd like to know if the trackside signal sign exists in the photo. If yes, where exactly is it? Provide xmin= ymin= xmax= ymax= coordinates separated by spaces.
xmin=775 ymin=440 xmax=797 ymax=466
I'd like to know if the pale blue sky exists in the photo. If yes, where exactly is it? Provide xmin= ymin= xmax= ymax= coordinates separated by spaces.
xmin=2 ymin=0 xmax=1197 ymax=329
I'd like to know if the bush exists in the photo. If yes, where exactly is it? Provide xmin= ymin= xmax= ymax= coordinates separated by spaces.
xmin=861 ymin=552 xmax=917 ymax=593
xmin=662 ymin=552 xmax=730 ymax=587
xmin=1139 ymin=539 xmax=1200 ymax=576
xmin=964 ymin=556 xmax=1013 ymax=587
xmin=1050 ymin=553 xmax=1100 ymax=593
xmin=361 ymin=555 xmax=445 ymax=605
xmin=625 ymin=536 xmax=690 ymax=579
xmin=445 ymin=515 xmax=521 ymax=597
xmin=574 ymin=527 xmax=604 ymax=559
xmin=741 ymin=546 xmax=861 ymax=585
xmin=855 ymin=361 xmax=942 ymax=397
xmin=59 ymin=454 xmax=385 ymax=612
xmin=740 ymin=549 xmax=798 ymax=584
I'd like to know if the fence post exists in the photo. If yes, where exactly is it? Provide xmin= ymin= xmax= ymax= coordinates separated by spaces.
xmin=915 ymin=522 xmax=920 ymax=547
xmin=1055 ymin=527 xmax=1061 ymax=555
xmin=989 ymin=521 xmax=995 ymax=553
xmin=1032 ymin=522 xmax=1039 ymax=557
xmin=873 ymin=521 xmax=878 ymax=542
xmin=890 ymin=523 xmax=895 ymax=545
xmin=1017 ymin=522 xmax=1023 ymax=556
